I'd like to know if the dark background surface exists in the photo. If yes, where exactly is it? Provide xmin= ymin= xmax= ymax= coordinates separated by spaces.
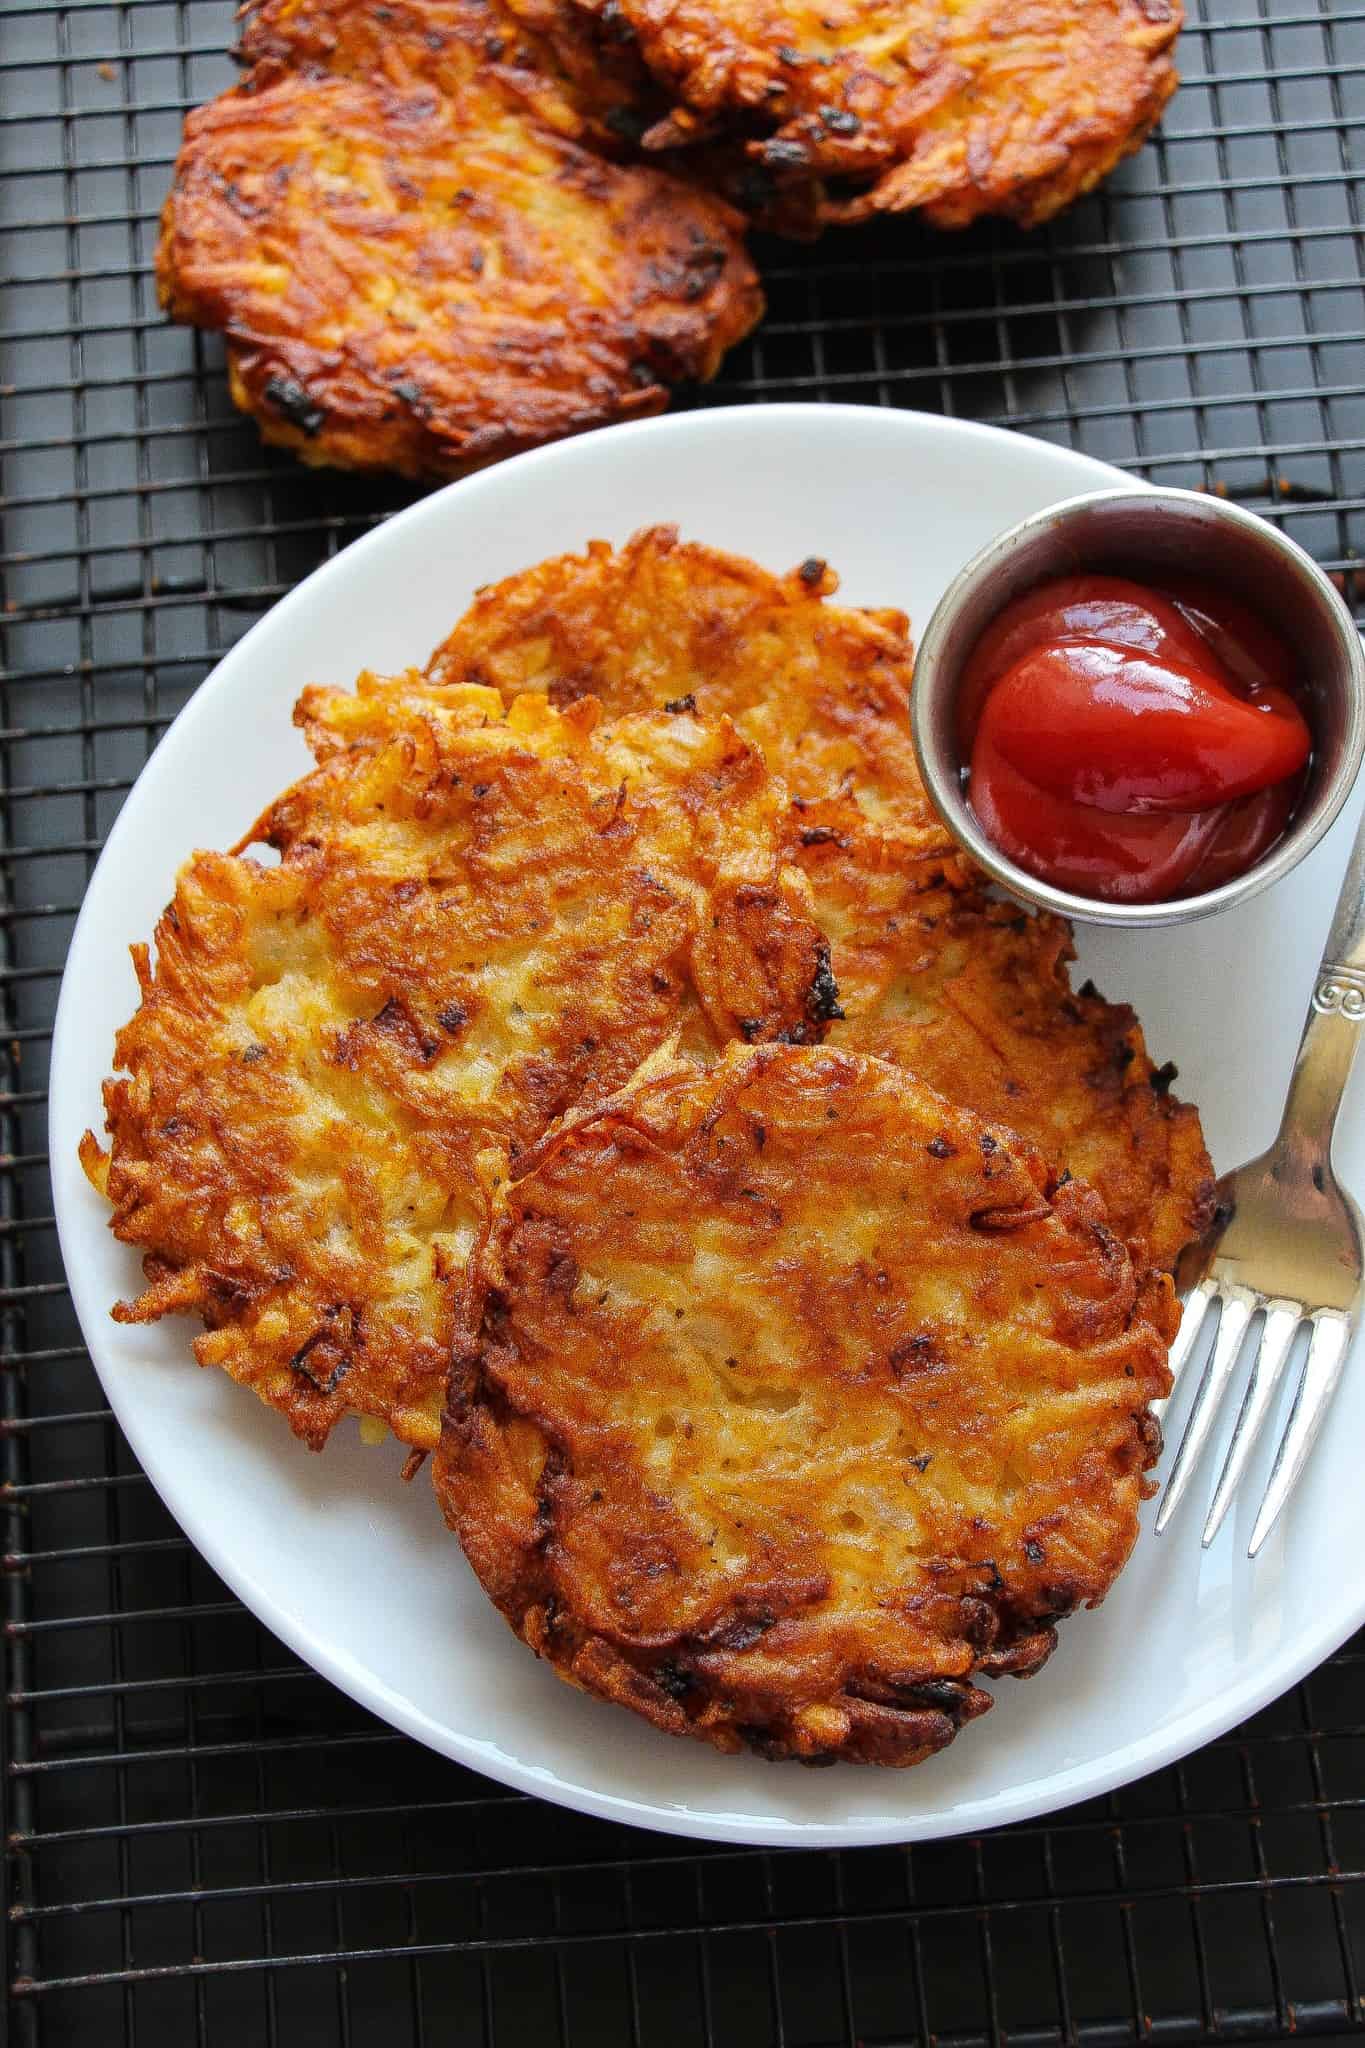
xmin=3 ymin=1 xmax=1365 ymax=2041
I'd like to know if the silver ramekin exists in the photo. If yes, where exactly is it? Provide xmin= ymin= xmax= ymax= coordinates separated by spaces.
xmin=910 ymin=485 xmax=1365 ymax=929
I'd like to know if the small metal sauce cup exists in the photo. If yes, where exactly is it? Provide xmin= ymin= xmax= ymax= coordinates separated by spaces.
xmin=910 ymin=484 xmax=1365 ymax=929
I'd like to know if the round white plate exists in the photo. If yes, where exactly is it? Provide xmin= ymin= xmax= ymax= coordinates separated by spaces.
xmin=51 ymin=404 xmax=1365 ymax=1847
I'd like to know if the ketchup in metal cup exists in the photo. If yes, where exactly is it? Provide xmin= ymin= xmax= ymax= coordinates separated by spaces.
xmin=958 ymin=573 xmax=1312 ymax=904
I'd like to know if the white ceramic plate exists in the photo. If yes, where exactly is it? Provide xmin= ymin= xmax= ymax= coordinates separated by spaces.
xmin=50 ymin=404 xmax=1365 ymax=1848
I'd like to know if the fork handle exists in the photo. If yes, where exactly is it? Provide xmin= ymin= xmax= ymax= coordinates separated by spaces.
xmin=1277 ymin=804 xmax=1365 ymax=1161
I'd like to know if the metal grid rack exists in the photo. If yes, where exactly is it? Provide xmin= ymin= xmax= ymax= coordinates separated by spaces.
xmin=3 ymin=0 xmax=1365 ymax=2039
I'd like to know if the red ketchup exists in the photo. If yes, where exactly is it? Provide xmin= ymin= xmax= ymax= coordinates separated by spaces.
xmin=958 ymin=574 xmax=1312 ymax=904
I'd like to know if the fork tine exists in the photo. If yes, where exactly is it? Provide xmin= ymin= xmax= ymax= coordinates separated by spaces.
xmin=1248 ymin=1310 xmax=1353 ymax=1558
xmin=1164 ymin=1281 xmax=1217 ymax=1396
xmin=1201 ymin=1300 xmax=1301 ymax=1548
xmin=1155 ymin=1288 xmax=1257 ymax=1535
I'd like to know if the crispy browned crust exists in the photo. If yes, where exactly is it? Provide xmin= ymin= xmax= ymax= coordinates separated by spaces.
xmin=792 ymin=801 xmax=1215 ymax=1272
xmin=242 ymin=0 xmax=825 ymax=236
xmin=239 ymin=0 xmax=649 ymax=148
xmin=82 ymin=679 xmax=834 ymax=1451
xmin=156 ymin=0 xmax=762 ymax=480
xmin=583 ymin=0 xmax=1180 ymax=227
xmin=427 ymin=524 xmax=957 ymax=857
xmin=436 ymin=1042 xmax=1177 ymax=1767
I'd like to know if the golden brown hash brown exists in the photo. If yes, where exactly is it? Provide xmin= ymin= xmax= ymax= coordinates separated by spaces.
xmin=437 ymin=1042 xmax=1177 ymax=1768
xmin=426 ymin=529 xmax=1213 ymax=1271
xmin=155 ymin=0 xmax=761 ymax=479
xmin=593 ymin=0 xmax=1180 ymax=226
xmin=82 ymin=679 xmax=836 ymax=1453
xmin=789 ymin=806 xmax=1215 ymax=1273
xmin=427 ymin=525 xmax=956 ymax=857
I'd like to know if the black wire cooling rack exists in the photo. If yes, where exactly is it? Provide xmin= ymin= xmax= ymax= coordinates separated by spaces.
xmin=4 ymin=1 xmax=1365 ymax=2041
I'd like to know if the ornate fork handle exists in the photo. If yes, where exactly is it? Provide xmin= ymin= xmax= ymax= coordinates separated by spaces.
xmin=1277 ymin=811 xmax=1365 ymax=1163
xmin=1312 ymin=965 xmax=1365 ymax=1018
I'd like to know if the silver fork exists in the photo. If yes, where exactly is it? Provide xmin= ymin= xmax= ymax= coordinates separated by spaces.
xmin=1156 ymin=810 xmax=1365 ymax=1556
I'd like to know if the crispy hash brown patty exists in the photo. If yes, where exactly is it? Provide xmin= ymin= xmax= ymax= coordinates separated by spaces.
xmin=82 ymin=680 xmax=835 ymax=1452
xmin=792 ymin=807 xmax=1215 ymax=1272
xmin=427 ymin=528 xmax=1212 ymax=1272
xmin=437 ymin=1043 xmax=1177 ymax=1767
xmin=594 ymin=0 xmax=1180 ymax=227
xmin=427 ymin=524 xmax=957 ymax=857
xmin=156 ymin=0 xmax=761 ymax=479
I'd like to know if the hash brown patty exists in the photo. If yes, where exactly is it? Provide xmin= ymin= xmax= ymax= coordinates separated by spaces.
xmin=594 ymin=0 xmax=1181 ymax=226
xmin=436 ymin=1041 xmax=1177 ymax=1767
xmin=82 ymin=679 xmax=834 ymax=1452
xmin=156 ymin=0 xmax=761 ymax=478
xmin=427 ymin=525 xmax=957 ymax=857
xmin=427 ymin=529 xmax=1213 ymax=1272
